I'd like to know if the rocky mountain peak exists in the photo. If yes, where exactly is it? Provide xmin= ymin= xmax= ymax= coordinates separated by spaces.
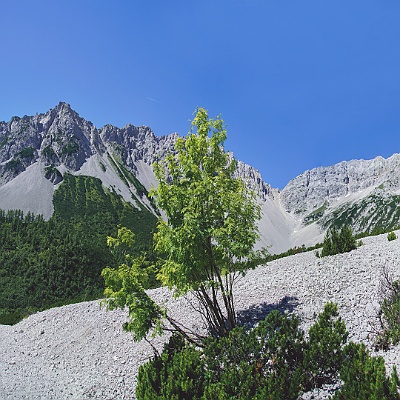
xmin=54 ymin=101 xmax=73 ymax=113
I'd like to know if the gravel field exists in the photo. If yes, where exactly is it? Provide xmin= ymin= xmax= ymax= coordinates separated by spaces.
xmin=1 ymin=231 xmax=400 ymax=399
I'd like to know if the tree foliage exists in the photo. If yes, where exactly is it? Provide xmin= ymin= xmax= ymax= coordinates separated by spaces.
xmin=102 ymin=108 xmax=266 ymax=343
xmin=152 ymin=108 xmax=265 ymax=335
xmin=102 ymin=227 xmax=163 ymax=341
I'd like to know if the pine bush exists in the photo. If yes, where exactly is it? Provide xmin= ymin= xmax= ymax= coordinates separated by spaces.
xmin=332 ymin=342 xmax=400 ymax=400
xmin=388 ymin=231 xmax=397 ymax=241
xmin=136 ymin=304 xmax=400 ymax=399
xmin=136 ymin=334 xmax=204 ymax=400
xmin=321 ymin=226 xmax=356 ymax=257
xmin=303 ymin=302 xmax=348 ymax=389
xmin=376 ymin=268 xmax=400 ymax=349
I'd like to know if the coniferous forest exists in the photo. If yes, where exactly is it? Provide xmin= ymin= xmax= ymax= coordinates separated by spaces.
xmin=0 ymin=174 xmax=157 ymax=324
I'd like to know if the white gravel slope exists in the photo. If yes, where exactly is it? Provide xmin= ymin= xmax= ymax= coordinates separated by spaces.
xmin=1 ymin=232 xmax=400 ymax=399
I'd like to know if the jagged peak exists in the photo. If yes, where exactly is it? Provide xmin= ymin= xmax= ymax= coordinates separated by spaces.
xmin=50 ymin=102 xmax=80 ymax=119
xmin=55 ymin=101 xmax=71 ymax=110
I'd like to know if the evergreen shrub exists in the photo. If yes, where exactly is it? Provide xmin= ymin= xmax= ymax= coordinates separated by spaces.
xmin=321 ymin=226 xmax=356 ymax=257
xmin=332 ymin=342 xmax=400 ymax=400
xmin=137 ymin=302 xmax=400 ymax=399
xmin=376 ymin=269 xmax=400 ymax=350
xmin=388 ymin=231 xmax=397 ymax=241
xmin=136 ymin=303 xmax=353 ymax=400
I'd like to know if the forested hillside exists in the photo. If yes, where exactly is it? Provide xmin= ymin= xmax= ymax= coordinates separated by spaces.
xmin=0 ymin=175 xmax=157 ymax=324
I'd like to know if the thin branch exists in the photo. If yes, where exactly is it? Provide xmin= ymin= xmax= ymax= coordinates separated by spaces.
xmin=165 ymin=314 xmax=206 ymax=346
xmin=144 ymin=338 xmax=160 ymax=358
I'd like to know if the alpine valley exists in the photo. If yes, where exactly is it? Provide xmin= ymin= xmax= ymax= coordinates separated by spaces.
xmin=1 ymin=102 xmax=400 ymax=323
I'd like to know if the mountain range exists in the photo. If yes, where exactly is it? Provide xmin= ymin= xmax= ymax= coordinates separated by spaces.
xmin=1 ymin=102 xmax=399 ymax=254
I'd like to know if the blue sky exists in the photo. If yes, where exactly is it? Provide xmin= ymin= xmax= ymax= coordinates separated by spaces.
xmin=2 ymin=1 xmax=400 ymax=189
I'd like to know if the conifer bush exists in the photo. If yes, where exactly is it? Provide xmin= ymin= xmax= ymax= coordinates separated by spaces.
xmin=332 ymin=342 xmax=400 ymax=400
xmin=376 ymin=268 xmax=400 ymax=350
xmin=135 ymin=334 xmax=204 ymax=400
xmin=136 ymin=303 xmax=353 ymax=399
xmin=201 ymin=309 xmax=307 ymax=399
xmin=136 ymin=303 xmax=400 ymax=399
xmin=388 ymin=231 xmax=397 ymax=241
xmin=303 ymin=302 xmax=348 ymax=388
xmin=321 ymin=226 xmax=356 ymax=257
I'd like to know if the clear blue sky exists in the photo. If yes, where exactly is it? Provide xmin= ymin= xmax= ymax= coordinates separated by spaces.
xmin=2 ymin=1 xmax=400 ymax=189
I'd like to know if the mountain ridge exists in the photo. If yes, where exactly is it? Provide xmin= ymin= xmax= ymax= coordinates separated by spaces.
xmin=1 ymin=102 xmax=399 ymax=253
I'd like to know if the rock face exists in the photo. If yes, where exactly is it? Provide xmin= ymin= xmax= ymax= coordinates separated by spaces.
xmin=0 ymin=103 xmax=93 ymax=182
xmin=1 ymin=102 xmax=400 ymax=252
xmin=0 ymin=103 xmax=172 ymax=184
xmin=281 ymin=155 xmax=400 ymax=215
xmin=281 ymin=155 xmax=400 ymax=235
xmin=100 ymin=124 xmax=178 ymax=167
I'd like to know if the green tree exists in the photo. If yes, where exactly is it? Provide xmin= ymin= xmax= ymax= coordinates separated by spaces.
xmin=102 ymin=108 xmax=265 ymax=343
xmin=338 ymin=225 xmax=356 ymax=253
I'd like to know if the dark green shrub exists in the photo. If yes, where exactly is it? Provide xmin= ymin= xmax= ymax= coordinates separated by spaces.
xmin=321 ymin=226 xmax=356 ymax=257
xmin=136 ymin=303 xmax=399 ymax=399
xmin=42 ymin=145 xmax=55 ymax=157
xmin=376 ymin=269 xmax=400 ymax=349
xmin=44 ymin=165 xmax=63 ymax=182
xmin=136 ymin=303 xmax=350 ymax=400
xmin=388 ymin=231 xmax=397 ymax=241
xmin=18 ymin=146 xmax=35 ymax=158
xmin=303 ymin=302 xmax=348 ymax=389
xmin=202 ymin=309 xmax=306 ymax=400
xmin=136 ymin=334 xmax=204 ymax=400
xmin=332 ymin=342 xmax=400 ymax=400
xmin=61 ymin=141 xmax=79 ymax=155
xmin=6 ymin=158 xmax=22 ymax=170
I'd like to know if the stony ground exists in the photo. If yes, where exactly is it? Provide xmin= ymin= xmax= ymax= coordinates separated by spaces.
xmin=1 ymin=231 xmax=400 ymax=399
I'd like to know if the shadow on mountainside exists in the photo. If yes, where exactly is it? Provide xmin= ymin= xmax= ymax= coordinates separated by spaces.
xmin=237 ymin=295 xmax=300 ymax=329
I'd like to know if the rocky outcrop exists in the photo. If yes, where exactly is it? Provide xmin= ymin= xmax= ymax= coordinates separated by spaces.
xmin=280 ymin=154 xmax=400 ymax=216
xmin=0 ymin=102 xmax=272 ymax=199
xmin=235 ymin=159 xmax=273 ymax=202
xmin=0 ymin=103 xmax=96 ymax=183
xmin=99 ymin=124 xmax=178 ymax=169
